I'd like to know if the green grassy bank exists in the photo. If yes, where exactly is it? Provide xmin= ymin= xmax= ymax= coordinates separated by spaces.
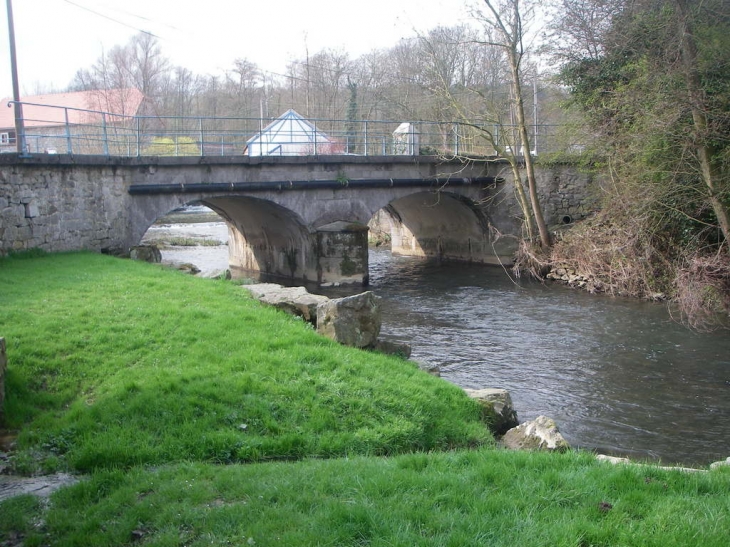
xmin=0 ymin=252 xmax=488 ymax=473
xmin=1 ymin=252 xmax=728 ymax=546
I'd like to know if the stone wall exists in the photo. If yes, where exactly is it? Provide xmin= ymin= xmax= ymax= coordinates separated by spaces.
xmin=537 ymin=164 xmax=598 ymax=227
xmin=0 ymin=163 xmax=130 ymax=255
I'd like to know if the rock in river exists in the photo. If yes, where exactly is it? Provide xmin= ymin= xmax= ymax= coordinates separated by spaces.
xmin=501 ymin=415 xmax=570 ymax=452
xmin=463 ymin=388 xmax=519 ymax=435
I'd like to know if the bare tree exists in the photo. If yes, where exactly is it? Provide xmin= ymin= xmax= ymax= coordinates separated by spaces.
xmin=224 ymin=58 xmax=261 ymax=117
xmin=128 ymin=33 xmax=170 ymax=99
xmin=471 ymin=0 xmax=552 ymax=246
xmin=544 ymin=0 xmax=627 ymax=63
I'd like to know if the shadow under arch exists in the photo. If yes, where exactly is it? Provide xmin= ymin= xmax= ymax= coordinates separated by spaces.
xmin=202 ymin=195 xmax=317 ymax=284
xmin=374 ymin=191 xmax=518 ymax=265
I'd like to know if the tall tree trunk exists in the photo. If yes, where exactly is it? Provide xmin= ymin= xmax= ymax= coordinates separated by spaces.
xmin=509 ymin=60 xmax=552 ymax=247
xmin=509 ymin=157 xmax=537 ymax=240
xmin=675 ymin=0 xmax=730 ymax=251
xmin=480 ymin=0 xmax=552 ymax=247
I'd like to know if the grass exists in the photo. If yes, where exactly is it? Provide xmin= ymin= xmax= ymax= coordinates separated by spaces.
xmin=1 ymin=251 xmax=729 ymax=546
xmin=3 ymin=452 xmax=729 ymax=546
xmin=0 ymin=252 xmax=488 ymax=474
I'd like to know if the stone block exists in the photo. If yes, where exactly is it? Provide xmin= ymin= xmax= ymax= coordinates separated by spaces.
xmin=317 ymin=291 xmax=381 ymax=348
xmin=372 ymin=339 xmax=412 ymax=359
xmin=245 ymin=283 xmax=329 ymax=325
xmin=130 ymin=245 xmax=162 ymax=263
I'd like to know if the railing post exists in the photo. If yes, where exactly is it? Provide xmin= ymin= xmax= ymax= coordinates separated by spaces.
xmin=454 ymin=124 xmax=459 ymax=156
xmin=136 ymin=117 xmax=141 ymax=156
xmin=102 ymin=113 xmax=109 ymax=156
xmin=313 ymin=120 xmax=318 ymax=155
xmin=364 ymin=120 xmax=369 ymax=156
xmin=64 ymin=107 xmax=73 ymax=154
xmin=199 ymin=118 xmax=204 ymax=156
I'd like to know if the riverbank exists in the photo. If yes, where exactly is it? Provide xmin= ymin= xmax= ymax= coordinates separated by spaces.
xmin=1 ymin=252 xmax=729 ymax=545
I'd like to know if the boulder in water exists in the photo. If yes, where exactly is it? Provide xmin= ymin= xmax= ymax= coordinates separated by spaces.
xmin=463 ymin=388 xmax=519 ymax=435
xmin=501 ymin=415 xmax=570 ymax=452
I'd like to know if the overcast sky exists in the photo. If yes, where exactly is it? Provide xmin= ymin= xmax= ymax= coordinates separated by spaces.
xmin=0 ymin=0 xmax=470 ymax=99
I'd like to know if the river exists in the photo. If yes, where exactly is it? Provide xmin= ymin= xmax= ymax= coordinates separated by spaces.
xmin=144 ymin=212 xmax=730 ymax=467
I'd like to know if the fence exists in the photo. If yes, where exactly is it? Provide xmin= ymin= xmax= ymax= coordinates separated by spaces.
xmin=2 ymin=101 xmax=586 ymax=158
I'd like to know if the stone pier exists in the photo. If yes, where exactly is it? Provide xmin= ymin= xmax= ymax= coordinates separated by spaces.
xmin=316 ymin=222 xmax=369 ymax=286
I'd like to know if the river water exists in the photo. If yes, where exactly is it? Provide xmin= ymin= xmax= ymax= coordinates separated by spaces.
xmin=144 ymin=213 xmax=730 ymax=467
xmin=346 ymin=250 xmax=730 ymax=467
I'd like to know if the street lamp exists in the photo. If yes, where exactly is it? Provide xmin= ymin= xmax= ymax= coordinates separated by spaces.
xmin=5 ymin=0 xmax=27 ymax=155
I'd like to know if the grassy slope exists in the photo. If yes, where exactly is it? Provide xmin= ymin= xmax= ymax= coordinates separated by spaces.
xmin=1 ymin=252 xmax=729 ymax=546
xmin=0 ymin=252 xmax=489 ymax=473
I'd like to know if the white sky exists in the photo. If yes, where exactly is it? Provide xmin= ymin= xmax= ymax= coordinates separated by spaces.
xmin=0 ymin=0 xmax=470 ymax=99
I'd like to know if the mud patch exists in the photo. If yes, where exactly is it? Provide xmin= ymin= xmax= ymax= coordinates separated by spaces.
xmin=0 ymin=472 xmax=79 ymax=502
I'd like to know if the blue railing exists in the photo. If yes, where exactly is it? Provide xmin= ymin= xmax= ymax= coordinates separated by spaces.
xmin=2 ymin=100 xmax=585 ymax=158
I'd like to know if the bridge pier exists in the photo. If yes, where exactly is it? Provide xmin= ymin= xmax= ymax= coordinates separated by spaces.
xmin=316 ymin=222 xmax=369 ymax=286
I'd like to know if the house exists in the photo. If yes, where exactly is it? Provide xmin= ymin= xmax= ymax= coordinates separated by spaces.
xmin=245 ymin=109 xmax=338 ymax=156
xmin=0 ymin=88 xmax=145 ymax=154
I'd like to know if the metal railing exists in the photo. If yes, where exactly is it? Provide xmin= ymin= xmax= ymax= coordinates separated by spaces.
xmin=2 ymin=100 xmax=587 ymax=158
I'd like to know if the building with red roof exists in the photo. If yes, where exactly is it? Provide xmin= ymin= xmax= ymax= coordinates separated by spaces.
xmin=0 ymin=88 xmax=144 ymax=154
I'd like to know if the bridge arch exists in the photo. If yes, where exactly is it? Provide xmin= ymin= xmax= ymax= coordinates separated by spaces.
xmin=203 ymin=196 xmax=315 ymax=283
xmin=371 ymin=191 xmax=518 ymax=265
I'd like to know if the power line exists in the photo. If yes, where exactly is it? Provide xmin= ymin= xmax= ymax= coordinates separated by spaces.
xmin=93 ymin=2 xmax=184 ymax=33
xmin=61 ymin=0 xmax=158 ymax=38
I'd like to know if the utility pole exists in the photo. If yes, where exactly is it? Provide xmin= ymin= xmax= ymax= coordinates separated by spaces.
xmin=5 ymin=0 xmax=26 ymax=154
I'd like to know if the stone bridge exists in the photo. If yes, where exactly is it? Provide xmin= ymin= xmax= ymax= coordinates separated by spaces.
xmin=0 ymin=154 xmax=595 ymax=286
